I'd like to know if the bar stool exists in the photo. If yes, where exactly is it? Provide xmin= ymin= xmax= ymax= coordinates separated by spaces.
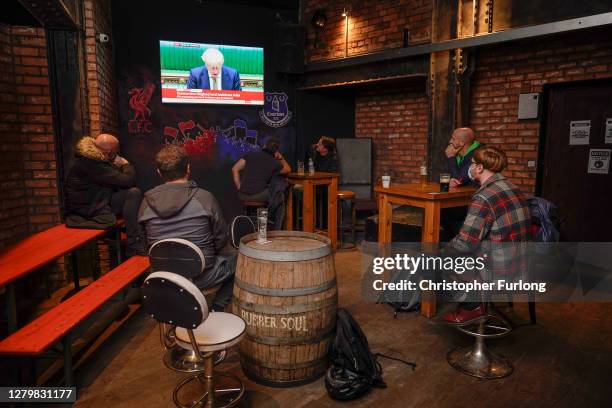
xmin=242 ymin=200 xmax=267 ymax=218
xmin=337 ymin=190 xmax=356 ymax=250
xmin=149 ymin=238 xmax=221 ymax=373
xmin=445 ymin=304 xmax=513 ymax=379
xmin=142 ymin=272 xmax=246 ymax=408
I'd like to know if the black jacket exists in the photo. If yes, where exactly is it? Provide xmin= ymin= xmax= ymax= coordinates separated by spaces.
xmin=445 ymin=149 xmax=478 ymax=187
xmin=309 ymin=146 xmax=339 ymax=172
xmin=65 ymin=137 xmax=135 ymax=218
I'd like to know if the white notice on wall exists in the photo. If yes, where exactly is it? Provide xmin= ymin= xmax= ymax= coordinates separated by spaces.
xmin=605 ymin=118 xmax=612 ymax=144
xmin=588 ymin=149 xmax=610 ymax=174
xmin=569 ymin=120 xmax=591 ymax=145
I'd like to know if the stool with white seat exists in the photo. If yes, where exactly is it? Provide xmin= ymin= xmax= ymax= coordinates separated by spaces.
xmin=142 ymin=272 xmax=246 ymax=408
xmin=149 ymin=238 xmax=221 ymax=372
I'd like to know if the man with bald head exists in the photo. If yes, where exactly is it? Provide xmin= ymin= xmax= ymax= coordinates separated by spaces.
xmin=65 ymin=134 xmax=144 ymax=256
xmin=445 ymin=127 xmax=480 ymax=187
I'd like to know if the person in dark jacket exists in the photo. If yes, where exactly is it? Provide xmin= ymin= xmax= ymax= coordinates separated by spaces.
xmin=441 ymin=128 xmax=481 ymax=239
xmin=64 ymin=134 xmax=144 ymax=256
xmin=232 ymin=138 xmax=291 ymax=229
xmin=138 ymin=145 xmax=234 ymax=311
xmin=309 ymin=136 xmax=339 ymax=172
xmin=445 ymin=127 xmax=480 ymax=187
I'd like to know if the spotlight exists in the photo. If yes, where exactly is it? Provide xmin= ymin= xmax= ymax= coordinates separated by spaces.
xmin=311 ymin=9 xmax=327 ymax=28
xmin=342 ymin=6 xmax=350 ymax=17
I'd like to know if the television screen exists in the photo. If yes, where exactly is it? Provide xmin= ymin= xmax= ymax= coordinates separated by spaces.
xmin=159 ymin=40 xmax=264 ymax=105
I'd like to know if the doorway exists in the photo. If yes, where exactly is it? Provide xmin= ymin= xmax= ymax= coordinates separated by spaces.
xmin=538 ymin=80 xmax=612 ymax=241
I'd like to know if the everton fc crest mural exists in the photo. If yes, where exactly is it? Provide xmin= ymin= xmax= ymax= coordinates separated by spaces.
xmin=260 ymin=92 xmax=292 ymax=128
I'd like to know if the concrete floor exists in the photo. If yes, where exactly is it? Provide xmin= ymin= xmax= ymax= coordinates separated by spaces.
xmin=72 ymin=250 xmax=612 ymax=408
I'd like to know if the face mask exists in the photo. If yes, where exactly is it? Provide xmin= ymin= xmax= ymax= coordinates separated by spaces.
xmin=468 ymin=164 xmax=475 ymax=181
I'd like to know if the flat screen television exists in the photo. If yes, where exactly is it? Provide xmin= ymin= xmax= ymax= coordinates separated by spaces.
xmin=159 ymin=40 xmax=264 ymax=105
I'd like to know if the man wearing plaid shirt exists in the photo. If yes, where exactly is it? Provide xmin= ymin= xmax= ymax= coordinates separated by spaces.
xmin=442 ymin=146 xmax=532 ymax=325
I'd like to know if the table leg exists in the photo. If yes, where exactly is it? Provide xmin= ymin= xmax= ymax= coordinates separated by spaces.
xmin=303 ymin=180 xmax=314 ymax=232
xmin=286 ymin=185 xmax=294 ymax=231
xmin=328 ymin=178 xmax=338 ymax=250
xmin=68 ymin=252 xmax=80 ymax=291
xmin=115 ymin=227 xmax=122 ymax=265
xmin=63 ymin=333 xmax=74 ymax=386
xmin=6 ymin=282 xmax=17 ymax=334
xmin=377 ymin=193 xmax=392 ymax=244
xmin=420 ymin=201 xmax=441 ymax=318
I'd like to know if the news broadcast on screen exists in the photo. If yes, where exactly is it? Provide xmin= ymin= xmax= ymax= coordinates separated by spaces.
xmin=159 ymin=40 xmax=264 ymax=105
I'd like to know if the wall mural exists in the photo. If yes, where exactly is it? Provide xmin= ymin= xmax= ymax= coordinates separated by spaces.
xmin=128 ymin=82 xmax=155 ymax=134
xmin=118 ymin=70 xmax=295 ymax=219
xmin=162 ymin=118 xmax=261 ymax=163
xmin=260 ymin=92 xmax=292 ymax=128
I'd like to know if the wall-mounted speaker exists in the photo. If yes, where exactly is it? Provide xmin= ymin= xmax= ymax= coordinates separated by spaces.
xmin=274 ymin=23 xmax=305 ymax=74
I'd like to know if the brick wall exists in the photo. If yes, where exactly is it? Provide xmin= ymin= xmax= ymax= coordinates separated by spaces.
xmin=355 ymin=84 xmax=429 ymax=184
xmin=469 ymin=28 xmax=612 ymax=193
xmin=0 ymin=24 xmax=29 ymax=246
xmin=0 ymin=25 xmax=59 ymax=249
xmin=302 ymin=0 xmax=432 ymax=62
xmin=85 ymin=0 xmax=118 ymax=136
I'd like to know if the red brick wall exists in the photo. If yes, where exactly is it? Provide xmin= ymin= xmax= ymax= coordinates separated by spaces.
xmin=469 ymin=29 xmax=612 ymax=193
xmin=85 ymin=0 xmax=118 ymax=136
xmin=355 ymin=84 xmax=429 ymax=184
xmin=0 ymin=25 xmax=59 ymax=248
xmin=301 ymin=0 xmax=432 ymax=62
xmin=0 ymin=24 xmax=29 ymax=246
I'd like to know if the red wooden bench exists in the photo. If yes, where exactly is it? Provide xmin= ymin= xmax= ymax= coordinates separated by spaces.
xmin=0 ymin=255 xmax=150 ymax=386
xmin=0 ymin=222 xmax=124 ymax=333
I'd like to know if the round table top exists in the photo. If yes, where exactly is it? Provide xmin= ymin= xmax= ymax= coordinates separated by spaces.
xmin=240 ymin=231 xmax=331 ymax=261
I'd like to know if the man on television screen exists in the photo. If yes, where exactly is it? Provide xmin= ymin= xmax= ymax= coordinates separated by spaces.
xmin=186 ymin=48 xmax=242 ymax=91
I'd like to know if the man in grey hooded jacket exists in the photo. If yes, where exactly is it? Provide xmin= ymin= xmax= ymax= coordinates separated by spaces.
xmin=138 ymin=145 xmax=235 ymax=311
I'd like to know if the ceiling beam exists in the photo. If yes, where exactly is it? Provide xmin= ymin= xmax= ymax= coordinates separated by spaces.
xmin=306 ymin=12 xmax=612 ymax=73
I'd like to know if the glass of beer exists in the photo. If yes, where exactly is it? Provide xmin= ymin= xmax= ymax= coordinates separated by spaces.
xmin=439 ymin=172 xmax=451 ymax=192
xmin=297 ymin=160 xmax=304 ymax=175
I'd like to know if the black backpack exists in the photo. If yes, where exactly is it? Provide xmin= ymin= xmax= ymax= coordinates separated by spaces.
xmin=325 ymin=308 xmax=416 ymax=400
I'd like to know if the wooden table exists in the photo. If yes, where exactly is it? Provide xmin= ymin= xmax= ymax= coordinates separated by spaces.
xmin=285 ymin=172 xmax=339 ymax=249
xmin=374 ymin=182 xmax=476 ymax=317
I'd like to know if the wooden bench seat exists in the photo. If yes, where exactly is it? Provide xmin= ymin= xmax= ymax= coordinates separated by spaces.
xmin=0 ymin=221 xmax=124 ymax=332
xmin=0 ymin=255 xmax=150 ymax=385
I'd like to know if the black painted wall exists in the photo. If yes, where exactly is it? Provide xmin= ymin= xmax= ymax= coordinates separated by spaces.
xmin=296 ymin=89 xmax=355 ymax=162
xmin=111 ymin=0 xmax=298 ymax=220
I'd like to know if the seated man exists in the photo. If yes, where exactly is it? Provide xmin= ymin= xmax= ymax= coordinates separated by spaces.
xmin=138 ymin=145 xmax=234 ymax=311
xmin=186 ymin=48 xmax=241 ymax=91
xmin=309 ymin=136 xmax=339 ymax=172
xmin=232 ymin=138 xmax=291 ymax=229
xmin=445 ymin=127 xmax=480 ymax=188
xmin=442 ymin=146 xmax=532 ymax=324
xmin=441 ymin=127 xmax=481 ymax=238
xmin=65 ymin=134 xmax=144 ymax=256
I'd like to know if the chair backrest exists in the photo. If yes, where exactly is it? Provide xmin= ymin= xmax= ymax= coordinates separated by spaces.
xmin=149 ymin=238 xmax=205 ymax=279
xmin=336 ymin=138 xmax=372 ymax=199
xmin=231 ymin=215 xmax=256 ymax=248
xmin=142 ymin=271 xmax=208 ymax=329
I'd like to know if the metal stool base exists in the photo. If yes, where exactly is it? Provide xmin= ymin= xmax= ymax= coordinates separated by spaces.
xmin=173 ymin=371 xmax=244 ymax=408
xmin=447 ymin=343 xmax=513 ymax=379
xmin=164 ymin=347 xmax=227 ymax=373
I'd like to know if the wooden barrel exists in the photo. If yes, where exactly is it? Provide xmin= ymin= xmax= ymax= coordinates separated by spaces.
xmin=232 ymin=231 xmax=337 ymax=387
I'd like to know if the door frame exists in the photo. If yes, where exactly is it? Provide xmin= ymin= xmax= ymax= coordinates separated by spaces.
xmin=535 ymin=78 xmax=612 ymax=197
